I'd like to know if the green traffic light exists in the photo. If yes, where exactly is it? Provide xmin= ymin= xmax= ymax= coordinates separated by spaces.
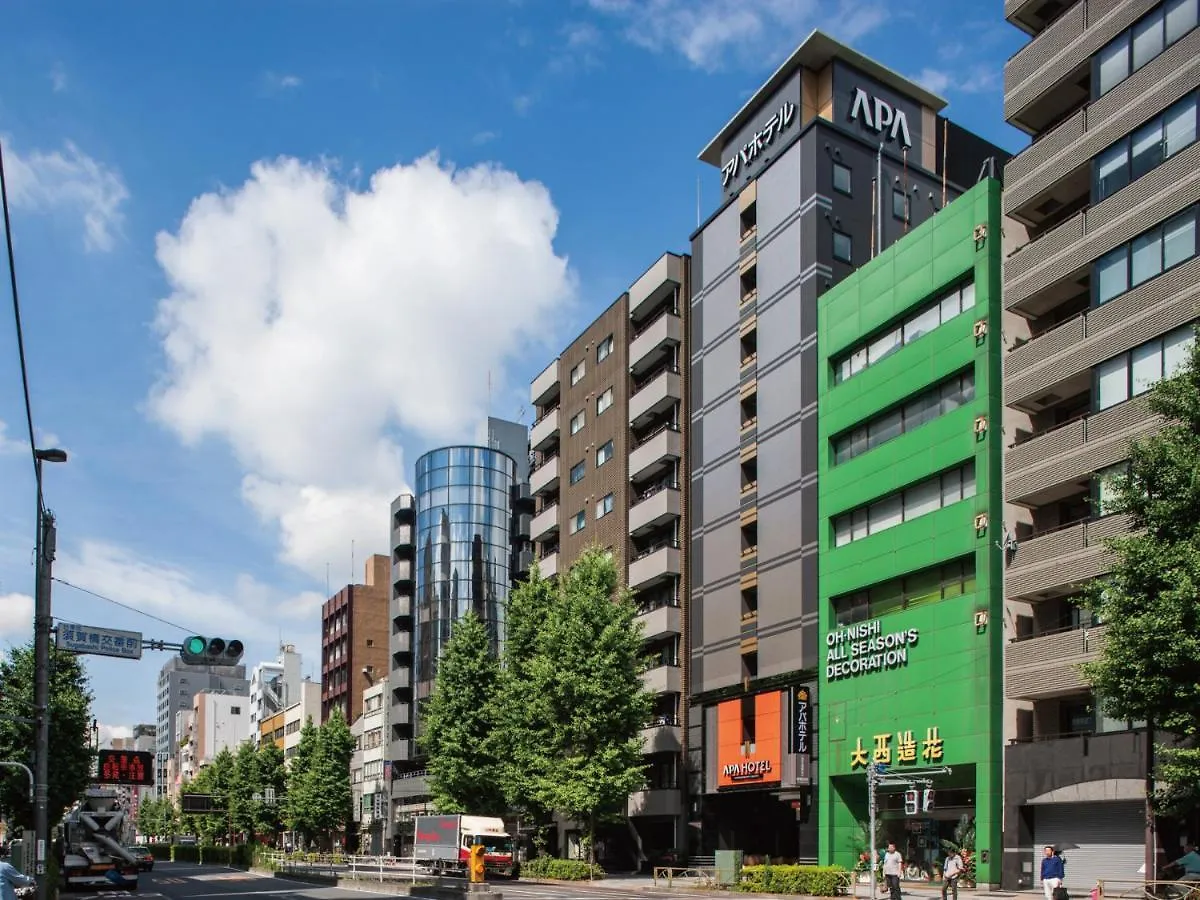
xmin=184 ymin=636 xmax=207 ymax=655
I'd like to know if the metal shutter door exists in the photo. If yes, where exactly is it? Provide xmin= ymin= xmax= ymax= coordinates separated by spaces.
xmin=1032 ymin=801 xmax=1145 ymax=892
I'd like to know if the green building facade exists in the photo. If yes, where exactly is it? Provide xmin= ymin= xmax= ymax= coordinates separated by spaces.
xmin=816 ymin=179 xmax=1005 ymax=886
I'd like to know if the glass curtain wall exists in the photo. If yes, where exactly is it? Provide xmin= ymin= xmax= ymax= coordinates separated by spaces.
xmin=414 ymin=446 xmax=516 ymax=699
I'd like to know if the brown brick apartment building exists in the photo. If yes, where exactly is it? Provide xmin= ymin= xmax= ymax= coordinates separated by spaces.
xmin=529 ymin=251 xmax=692 ymax=860
xmin=321 ymin=554 xmax=390 ymax=723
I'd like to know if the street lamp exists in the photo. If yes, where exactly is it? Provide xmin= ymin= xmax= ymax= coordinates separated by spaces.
xmin=32 ymin=447 xmax=66 ymax=900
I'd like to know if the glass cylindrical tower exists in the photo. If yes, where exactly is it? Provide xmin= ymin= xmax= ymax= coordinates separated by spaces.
xmin=413 ymin=445 xmax=516 ymax=701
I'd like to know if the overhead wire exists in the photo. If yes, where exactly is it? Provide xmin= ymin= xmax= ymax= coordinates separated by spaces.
xmin=51 ymin=576 xmax=201 ymax=635
xmin=0 ymin=139 xmax=44 ymax=512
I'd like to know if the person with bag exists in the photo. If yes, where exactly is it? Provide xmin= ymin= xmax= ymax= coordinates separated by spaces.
xmin=1041 ymin=845 xmax=1066 ymax=900
xmin=943 ymin=848 xmax=965 ymax=900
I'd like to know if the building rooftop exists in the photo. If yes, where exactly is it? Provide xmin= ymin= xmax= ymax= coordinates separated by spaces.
xmin=698 ymin=29 xmax=948 ymax=166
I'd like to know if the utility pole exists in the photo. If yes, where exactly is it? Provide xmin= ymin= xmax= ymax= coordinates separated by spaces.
xmin=33 ymin=506 xmax=56 ymax=894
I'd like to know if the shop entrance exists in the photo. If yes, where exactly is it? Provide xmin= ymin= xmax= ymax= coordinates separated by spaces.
xmin=701 ymin=790 xmax=803 ymax=862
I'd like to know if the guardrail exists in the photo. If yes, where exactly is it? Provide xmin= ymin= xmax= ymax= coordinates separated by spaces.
xmin=264 ymin=852 xmax=427 ymax=885
xmin=1097 ymin=878 xmax=1200 ymax=900
xmin=652 ymin=864 xmax=716 ymax=887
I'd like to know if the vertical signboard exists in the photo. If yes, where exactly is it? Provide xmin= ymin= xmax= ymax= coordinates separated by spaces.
xmin=792 ymin=686 xmax=811 ymax=757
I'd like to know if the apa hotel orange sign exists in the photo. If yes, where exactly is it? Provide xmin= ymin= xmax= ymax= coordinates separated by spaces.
xmin=716 ymin=690 xmax=782 ymax=789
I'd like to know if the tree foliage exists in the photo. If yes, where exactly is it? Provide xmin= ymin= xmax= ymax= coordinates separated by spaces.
xmin=284 ymin=718 xmax=320 ymax=837
xmin=136 ymin=797 xmax=179 ymax=840
xmin=1083 ymin=329 xmax=1200 ymax=815
xmin=254 ymin=740 xmax=288 ymax=837
xmin=283 ymin=713 xmax=352 ymax=843
xmin=0 ymin=642 xmax=94 ymax=827
xmin=522 ymin=548 xmax=653 ymax=860
xmin=418 ymin=611 xmax=506 ymax=815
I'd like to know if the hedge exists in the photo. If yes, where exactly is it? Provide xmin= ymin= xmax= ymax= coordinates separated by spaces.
xmin=146 ymin=843 xmax=172 ymax=860
xmin=167 ymin=844 xmax=252 ymax=866
xmin=737 ymin=864 xmax=850 ymax=895
xmin=520 ymin=856 xmax=604 ymax=881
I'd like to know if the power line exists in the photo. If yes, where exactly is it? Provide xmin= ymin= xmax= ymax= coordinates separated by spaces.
xmin=0 ymin=140 xmax=43 ymax=511
xmin=51 ymin=576 xmax=200 ymax=635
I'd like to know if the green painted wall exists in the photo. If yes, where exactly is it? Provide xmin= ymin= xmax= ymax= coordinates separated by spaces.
xmin=815 ymin=179 xmax=1005 ymax=885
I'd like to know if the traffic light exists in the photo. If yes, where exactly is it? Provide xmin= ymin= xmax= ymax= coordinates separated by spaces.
xmin=468 ymin=845 xmax=485 ymax=883
xmin=904 ymin=790 xmax=919 ymax=815
xmin=180 ymin=636 xmax=244 ymax=666
xmin=922 ymin=789 xmax=936 ymax=812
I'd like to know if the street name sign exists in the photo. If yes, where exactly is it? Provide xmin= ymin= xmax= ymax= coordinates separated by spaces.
xmin=56 ymin=623 xmax=143 ymax=660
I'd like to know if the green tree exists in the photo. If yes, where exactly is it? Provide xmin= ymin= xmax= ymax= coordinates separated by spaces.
xmin=525 ymin=547 xmax=653 ymax=861
xmin=0 ymin=642 xmax=94 ymax=827
xmin=255 ymin=740 xmax=287 ymax=839
xmin=418 ymin=611 xmax=506 ymax=815
xmin=285 ymin=718 xmax=320 ymax=840
xmin=498 ymin=568 xmax=559 ymax=848
xmin=1083 ymin=330 xmax=1200 ymax=815
xmin=309 ymin=711 xmax=356 ymax=837
xmin=230 ymin=741 xmax=260 ymax=838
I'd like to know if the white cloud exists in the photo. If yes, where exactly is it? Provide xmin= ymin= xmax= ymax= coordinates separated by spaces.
xmin=148 ymin=154 xmax=574 ymax=580
xmin=2 ymin=139 xmax=128 ymax=252
xmin=0 ymin=592 xmax=32 ymax=640
xmin=0 ymin=420 xmax=24 ymax=455
xmin=56 ymin=541 xmax=326 ymax=663
xmin=50 ymin=63 xmax=68 ymax=93
xmin=588 ymin=0 xmax=889 ymax=71
xmin=513 ymin=94 xmax=535 ymax=115
xmin=262 ymin=72 xmax=303 ymax=93
xmin=472 ymin=131 xmax=499 ymax=146
xmin=96 ymin=723 xmax=133 ymax=747
xmin=913 ymin=64 xmax=1000 ymax=97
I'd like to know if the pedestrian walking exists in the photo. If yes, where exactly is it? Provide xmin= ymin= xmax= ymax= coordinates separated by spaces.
xmin=883 ymin=842 xmax=904 ymax=900
xmin=943 ymin=848 xmax=965 ymax=900
xmin=1041 ymin=845 xmax=1066 ymax=900
xmin=0 ymin=847 xmax=34 ymax=900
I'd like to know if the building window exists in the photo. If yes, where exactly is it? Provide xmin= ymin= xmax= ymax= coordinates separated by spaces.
xmin=834 ymin=280 xmax=976 ymax=384
xmin=569 ymin=510 xmax=586 ymax=535
xmin=570 ymin=361 xmax=585 ymax=386
xmin=1095 ymin=206 xmax=1197 ymax=305
xmin=570 ymin=460 xmax=586 ymax=484
xmin=570 ymin=410 xmax=585 ymax=434
xmin=596 ymin=440 xmax=614 ymax=466
xmin=1095 ymin=0 xmax=1197 ymax=97
xmin=596 ymin=493 xmax=614 ymax=518
xmin=597 ymin=335 xmax=614 ymax=362
xmin=1095 ymin=462 xmax=1130 ymax=516
xmin=596 ymin=387 xmax=613 ymax=415
xmin=832 ymin=462 xmax=976 ymax=548
xmin=833 ymin=556 xmax=976 ymax=626
xmin=1096 ymin=324 xmax=1194 ymax=410
xmin=892 ymin=188 xmax=909 ymax=222
xmin=832 ymin=230 xmax=852 ymax=263
xmin=1095 ymin=91 xmax=1197 ymax=201
xmin=231 ymin=706 xmax=242 ymax=715
xmin=832 ymin=371 xmax=975 ymax=465
xmin=833 ymin=162 xmax=852 ymax=196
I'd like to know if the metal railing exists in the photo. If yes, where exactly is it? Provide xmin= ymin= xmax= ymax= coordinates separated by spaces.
xmin=263 ymin=851 xmax=427 ymax=886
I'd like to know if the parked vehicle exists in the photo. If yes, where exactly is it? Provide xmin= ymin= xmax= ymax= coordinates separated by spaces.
xmin=413 ymin=815 xmax=517 ymax=878
xmin=124 ymin=846 xmax=154 ymax=871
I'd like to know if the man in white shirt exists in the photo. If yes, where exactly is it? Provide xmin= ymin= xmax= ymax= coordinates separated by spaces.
xmin=882 ymin=842 xmax=903 ymax=900
xmin=943 ymin=849 xmax=964 ymax=900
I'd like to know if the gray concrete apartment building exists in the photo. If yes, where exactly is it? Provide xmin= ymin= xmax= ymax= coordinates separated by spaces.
xmin=687 ymin=29 xmax=1006 ymax=858
xmin=999 ymin=0 xmax=1198 ymax=889
xmin=154 ymin=657 xmax=248 ymax=797
xmin=529 ymin=251 xmax=691 ymax=859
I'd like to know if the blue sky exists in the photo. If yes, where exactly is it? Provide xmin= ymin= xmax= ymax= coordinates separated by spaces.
xmin=0 ymin=0 xmax=1026 ymax=738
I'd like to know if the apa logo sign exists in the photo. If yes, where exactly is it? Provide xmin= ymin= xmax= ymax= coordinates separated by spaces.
xmin=848 ymin=87 xmax=913 ymax=149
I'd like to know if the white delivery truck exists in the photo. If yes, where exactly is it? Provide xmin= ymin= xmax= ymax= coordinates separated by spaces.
xmin=412 ymin=814 xmax=517 ymax=878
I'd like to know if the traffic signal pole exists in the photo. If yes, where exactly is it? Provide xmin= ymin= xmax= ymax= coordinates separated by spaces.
xmin=866 ymin=763 xmax=952 ymax=892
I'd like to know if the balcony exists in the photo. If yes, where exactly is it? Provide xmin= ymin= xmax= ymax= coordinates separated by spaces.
xmin=636 ymin=600 xmax=681 ymax=642
xmin=629 ymin=484 xmax=681 ymax=536
xmin=1006 ymin=624 xmax=1109 ymax=700
xmin=1006 ymin=514 xmax=1130 ymax=600
xmin=391 ymin=666 xmax=411 ymax=686
xmin=531 ymin=502 xmax=560 ymax=541
xmin=1006 ymin=395 xmax=1163 ymax=504
xmin=530 ymin=407 xmax=561 ymax=452
xmin=530 ymin=455 xmax=560 ymax=497
xmin=392 ymin=631 xmax=412 ymax=654
xmin=630 ymin=310 xmax=682 ymax=375
xmin=629 ymin=253 xmax=684 ymax=322
xmin=390 ymin=703 xmax=411 ymax=725
xmin=630 ymin=367 xmax=682 ymax=426
xmin=531 ymin=358 xmax=560 ymax=407
xmin=514 ymin=547 xmax=534 ymax=575
xmin=1005 ymin=0 xmax=1075 ymax=36
xmin=641 ymin=720 xmax=682 ymax=755
xmin=537 ymin=550 xmax=559 ymax=579
xmin=629 ymin=543 xmax=681 ymax=590
xmin=391 ymin=595 xmax=411 ymax=619
xmin=1005 ymin=142 xmax=1200 ymax=314
xmin=391 ymin=559 xmax=412 ymax=584
xmin=629 ymin=425 xmax=682 ymax=482
xmin=642 ymin=664 xmax=682 ymax=695
xmin=628 ymin=787 xmax=682 ymax=818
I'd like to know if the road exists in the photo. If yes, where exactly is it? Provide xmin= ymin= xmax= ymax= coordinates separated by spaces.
xmin=90 ymin=860 xmax=718 ymax=900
